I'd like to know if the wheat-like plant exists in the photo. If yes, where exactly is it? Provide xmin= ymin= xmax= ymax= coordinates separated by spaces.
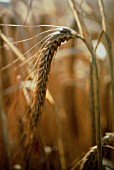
xmin=79 ymin=133 xmax=114 ymax=170
xmin=24 ymin=26 xmax=82 ymax=143
xmin=22 ymin=26 xmax=82 ymax=169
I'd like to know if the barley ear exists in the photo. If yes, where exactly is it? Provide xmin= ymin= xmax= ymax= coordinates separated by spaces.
xmin=28 ymin=27 xmax=81 ymax=135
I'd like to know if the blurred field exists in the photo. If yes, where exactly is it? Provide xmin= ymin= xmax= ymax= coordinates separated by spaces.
xmin=0 ymin=0 xmax=114 ymax=170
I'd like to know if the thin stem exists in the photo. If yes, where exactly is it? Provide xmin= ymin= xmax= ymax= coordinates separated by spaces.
xmin=68 ymin=0 xmax=102 ymax=168
xmin=98 ymin=0 xmax=114 ymax=130
xmin=68 ymin=0 xmax=83 ymax=36
xmin=89 ymin=49 xmax=102 ymax=170
xmin=89 ymin=63 xmax=96 ymax=146
xmin=95 ymin=30 xmax=104 ymax=52
xmin=0 ymin=26 xmax=11 ymax=170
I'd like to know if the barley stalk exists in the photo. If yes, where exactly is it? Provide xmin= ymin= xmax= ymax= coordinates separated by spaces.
xmin=98 ymin=0 xmax=114 ymax=131
xmin=24 ymin=26 xmax=82 ymax=169
xmin=68 ymin=0 xmax=102 ymax=169
xmin=89 ymin=63 xmax=96 ymax=146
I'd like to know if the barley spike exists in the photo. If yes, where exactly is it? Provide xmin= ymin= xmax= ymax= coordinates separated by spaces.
xmin=29 ymin=27 xmax=79 ymax=132
xmin=79 ymin=132 xmax=114 ymax=170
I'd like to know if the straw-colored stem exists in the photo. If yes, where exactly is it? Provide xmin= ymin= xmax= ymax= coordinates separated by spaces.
xmin=98 ymin=0 xmax=114 ymax=131
xmin=68 ymin=0 xmax=83 ymax=36
xmin=0 ymin=27 xmax=11 ymax=170
xmin=68 ymin=0 xmax=102 ymax=168
xmin=89 ymin=63 xmax=96 ymax=146
xmin=89 ymin=48 xmax=102 ymax=170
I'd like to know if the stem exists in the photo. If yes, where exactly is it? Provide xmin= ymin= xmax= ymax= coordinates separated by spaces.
xmin=98 ymin=0 xmax=114 ymax=131
xmin=91 ymin=51 xmax=102 ymax=170
xmin=0 ymin=28 xmax=11 ymax=170
xmin=68 ymin=0 xmax=102 ymax=168
xmin=68 ymin=0 xmax=83 ymax=36
xmin=89 ymin=63 xmax=96 ymax=146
